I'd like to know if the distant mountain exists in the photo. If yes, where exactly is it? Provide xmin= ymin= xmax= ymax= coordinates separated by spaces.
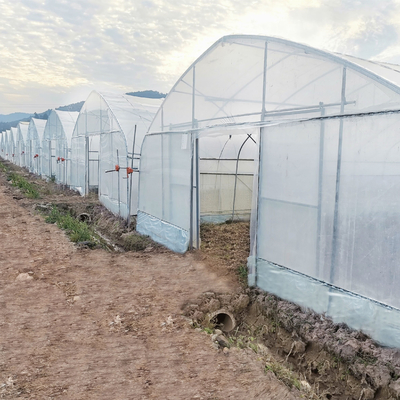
xmin=0 ymin=112 xmax=32 ymax=123
xmin=126 ymin=90 xmax=166 ymax=99
xmin=56 ymin=101 xmax=84 ymax=112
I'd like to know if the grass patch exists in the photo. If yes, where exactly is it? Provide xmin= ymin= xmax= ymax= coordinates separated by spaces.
xmin=9 ymin=172 xmax=40 ymax=198
xmin=0 ymin=161 xmax=8 ymax=173
xmin=122 ymin=233 xmax=153 ymax=251
xmin=265 ymin=362 xmax=301 ymax=390
xmin=45 ymin=206 xmax=94 ymax=243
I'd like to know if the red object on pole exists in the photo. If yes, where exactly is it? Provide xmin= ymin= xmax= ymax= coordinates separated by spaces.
xmin=61 ymin=158 xmax=65 ymax=162
xmin=126 ymin=167 xmax=134 ymax=177
xmin=115 ymin=165 xmax=120 ymax=171
xmin=57 ymin=157 xmax=60 ymax=161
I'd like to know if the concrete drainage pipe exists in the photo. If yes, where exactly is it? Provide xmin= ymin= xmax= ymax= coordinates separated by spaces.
xmin=209 ymin=309 xmax=236 ymax=333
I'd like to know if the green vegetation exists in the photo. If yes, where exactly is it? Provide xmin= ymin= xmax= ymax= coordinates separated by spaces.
xmin=9 ymin=172 xmax=40 ymax=198
xmin=45 ymin=206 xmax=94 ymax=243
xmin=265 ymin=362 xmax=301 ymax=390
xmin=122 ymin=233 xmax=153 ymax=251
xmin=237 ymin=265 xmax=248 ymax=285
xmin=0 ymin=161 xmax=8 ymax=173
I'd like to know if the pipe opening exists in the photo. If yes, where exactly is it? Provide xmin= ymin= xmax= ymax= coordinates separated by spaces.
xmin=210 ymin=310 xmax=236 ymax=333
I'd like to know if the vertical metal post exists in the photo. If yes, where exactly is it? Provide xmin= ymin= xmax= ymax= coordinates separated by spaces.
xmin=85 ymin=136 xmax=89 ymax=195
xmin=190 ymin=65 xmax=198 ymax=249
xmin=253 ymin=41 xmax=268 ymax=287
xmin=117 ymin=149 xmax=121 ymax=217
xmin=330 ymin=67 xmax=347 ymax=285
xmin=195 ymin=136 xmax=200 ymax=248
xmin=127 ymin=125 xmax=137 ymax=227
xmin=48 ymin=140 xmax=52 ymax=178
xmin=315 ymin=103 xmax=325 ymax=277
xmin=189 ymin=133 xmax=194 ymax=249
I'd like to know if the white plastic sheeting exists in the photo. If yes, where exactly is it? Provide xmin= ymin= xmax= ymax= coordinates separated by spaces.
xmin=139 ymin=35 xmax=400 ymax=348
xmin=27 ymin=118 xmax=47 ymax=174
xmin=15 ymin=122 xmax=29 ymax=167
xmin=42 ymin=110 xmax=78 ymax=180
xmin=70 ymin=91 xmax=161 ymax=218
xmin=8 ymin=128 xmax=17 ymax=163
xmin=138 ymin=132 xmax=192 ymax=251
xmin=0 ymin=132 xmax=5 ymax=159
xmin=54 ymin=111 xmax=78 ymax=185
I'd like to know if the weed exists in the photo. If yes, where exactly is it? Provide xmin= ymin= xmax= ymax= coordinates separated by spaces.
xmin=9 ymin=173 xmax=40 ymax=198
xmin=0 ymin=161 xmax=8 ymax=173
xmin=122 ymin=233 xmax=152 ymax=251
xmin=45 ymin=206 xmax=94 ymax=243
xmin=237 ymin=265 xmax=248 ymax=285
xmin=265 ymin=362 xmax=301 ymax=390
xmin=203 ymin=327 xmax=214 ymax=334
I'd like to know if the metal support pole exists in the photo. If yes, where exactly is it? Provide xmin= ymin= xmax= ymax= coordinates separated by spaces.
xmin=330 ymin=67 xmax=347 ymax=285
xmin=315 ymin=103 xmax=325 ymax=277
xmin=253 ymin=41 xmax=268 ymax=287
xmin=117 ymin=149 xmax=121 ymax=217
xmin=127 ymin=125 xmax=137 ymax=227
xmin=85 ymin=136 xmax=89 ymax=195
xmin=195 ymin=136 xmax=200 ymax=248
xmin=189 ymin=133 xmax=194 ymax=249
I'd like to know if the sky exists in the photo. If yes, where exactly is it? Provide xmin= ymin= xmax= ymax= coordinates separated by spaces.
xmin=1 ymin=0 xmax=400 ymax=114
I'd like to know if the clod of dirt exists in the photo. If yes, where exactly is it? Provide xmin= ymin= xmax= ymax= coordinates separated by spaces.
xmin=185 ymin=289 xmax=400 ymax=399
xmin=16 ymin=273 xmax=33 ymax=281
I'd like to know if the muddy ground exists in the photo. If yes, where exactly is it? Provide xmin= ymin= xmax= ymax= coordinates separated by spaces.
xmin=0 ymin=162 xmax=297 ymax=399
xmin=2 ymin=160 xmax=400 ymax=400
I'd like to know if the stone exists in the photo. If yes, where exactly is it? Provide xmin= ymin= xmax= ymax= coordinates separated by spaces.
xmin=16 ymin=273 xmax=33 ymax=281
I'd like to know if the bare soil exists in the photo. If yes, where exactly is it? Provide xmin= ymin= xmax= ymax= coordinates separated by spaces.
xmin=0 ymin=162 xmax=298 ymax=399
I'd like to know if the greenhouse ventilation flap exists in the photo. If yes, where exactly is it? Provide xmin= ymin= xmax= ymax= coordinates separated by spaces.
xmin=137 ymin=35 xmax=400 ymax=348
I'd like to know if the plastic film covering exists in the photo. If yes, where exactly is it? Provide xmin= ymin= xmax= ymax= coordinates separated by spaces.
xmin=137 ymin=211 xmax=189 ymax=253
xmin=27 ymin=118 xmax=46 ymax=174
xmin=71 ymin=91 xmax=161 ymax=217
xmin=8 ymin=128 xmax=17 ymax=163
xmin=137 ymin=132 xmax=191 ymax=252
xmin=254 ymin=112 xmax=400 ymax=348
xmin=42 ymin=111 xmax=59 ymax=178
xmin=52 ymin=111 xmax=79 ymax=185
xmin=15 ymin=122 xmax=29 ymax=167
xmin=150 ymin=36 xmax=400 ymax=134
xmin=0 ymin=132 xmax=5 ymax=159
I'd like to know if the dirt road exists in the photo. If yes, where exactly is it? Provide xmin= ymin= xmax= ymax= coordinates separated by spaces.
xmin=0 ymin=179 xmax=297 ymax=399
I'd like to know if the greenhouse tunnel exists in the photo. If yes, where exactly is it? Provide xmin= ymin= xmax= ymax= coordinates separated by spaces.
xmin=27 ymin=118 xmax=47 ymax=175
xmin=0 ymin=132 xmax=5 ymax=159
xmin=15 ymin=121 xmax=29 ymax=168
xmin=42 ymin=110 xmax=78 ymax=181
xmin=8 ymin=127 xmax=17 ymax=163
xmin=138 ymin=35 xmax=400 ymax=348
xmin=70 ymin=91 xmax=161 ymax=219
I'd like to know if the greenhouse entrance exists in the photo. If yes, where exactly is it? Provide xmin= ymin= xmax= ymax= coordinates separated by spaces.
xmin=198 ymin=132 xmax=257 ymax=224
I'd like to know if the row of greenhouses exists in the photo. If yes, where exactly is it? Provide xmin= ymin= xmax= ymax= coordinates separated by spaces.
xmin=2 ymin=35 xmax=400 ymax=349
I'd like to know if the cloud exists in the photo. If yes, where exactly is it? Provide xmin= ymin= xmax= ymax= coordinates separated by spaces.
xmin=1 ymin=0 xmax=400 ymax=113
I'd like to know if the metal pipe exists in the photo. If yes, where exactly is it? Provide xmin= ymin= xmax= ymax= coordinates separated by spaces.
xmin=117 ymin=149 xmax=121 ymax=217
xmin=316 ymin=103 xmax=325 ymax=277
xmin=127 ymin=125 xmax=137 ymax=226
xmin=330 ymin=67 xmax=347 ymax=285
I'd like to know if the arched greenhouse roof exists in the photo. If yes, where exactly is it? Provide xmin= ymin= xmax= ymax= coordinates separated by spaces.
xmin=149 ymin=35 xmax=400 ymax=134
xmin=73 ymin=90 xmax=162 ymax=149
xmin=28 ymin=118 xmax=47 ymax=142
xmin=44 ymin=110 xmax=79 ymax=144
